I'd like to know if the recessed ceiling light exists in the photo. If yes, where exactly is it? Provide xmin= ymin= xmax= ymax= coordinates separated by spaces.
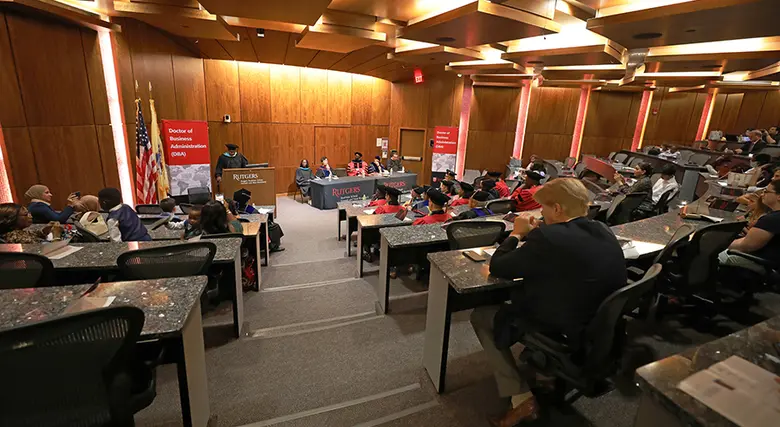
xmin=633 ymin=32 xmax=662 ymax=40
xmin=436 ymin=37 xmax=455 ymax=43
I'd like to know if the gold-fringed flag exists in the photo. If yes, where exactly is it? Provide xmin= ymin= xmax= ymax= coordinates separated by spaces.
xmin=149 ymin=96 xmax=170 ymax=199
xmin=135 ymin=99 xmax=158 ymax=204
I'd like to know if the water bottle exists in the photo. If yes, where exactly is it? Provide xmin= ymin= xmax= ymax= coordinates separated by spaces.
xmin=362 ymin=194 xmax=366 ymax=201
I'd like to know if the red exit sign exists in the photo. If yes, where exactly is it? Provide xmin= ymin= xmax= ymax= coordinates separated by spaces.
xmin=414 ymin=68 xmax=424 ymax=84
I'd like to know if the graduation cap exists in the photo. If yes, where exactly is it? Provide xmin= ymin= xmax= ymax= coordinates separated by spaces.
xmin=225 ymin=143 xmax=239 ymax=150
xmin=481 ymin=180 xmax=496 ymax=190
xmin=385 ymin=187 xmax=402 ymax=197
xmin=354 ymin=151 xmax=363 ymax=157
xmin=445 ymin=169 xmax=456 ymax=177
xmin=375 ymin=184 xmax=388 ymax=196
xmin=426 ymin=189 xmax=451 ymax=206
xmin=441 ymin=180 xmax=454 ymax=188
xmin=472 ymin=191 xmax=490 ymax=202
xmin=459 ymin=182 xmax=474 ymax=193
xmin=412 ymin=185 xmax=429 ymax=196
xmin=487 ymin=171 xmax=502 ymax=178
xmin=526 ymin=170 xmax=546 ymax=181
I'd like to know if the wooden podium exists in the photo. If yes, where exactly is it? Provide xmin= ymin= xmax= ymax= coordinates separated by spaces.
xmin=221 ymin=167 xmax=277 ymax=211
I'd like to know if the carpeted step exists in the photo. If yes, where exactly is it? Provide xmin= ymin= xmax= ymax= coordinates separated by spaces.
xmin=262 ymin=258 xmax=357 ymax=288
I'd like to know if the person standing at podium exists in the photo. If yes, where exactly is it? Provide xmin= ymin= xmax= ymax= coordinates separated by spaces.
xmin=347 ymin=152 xmax=368 ymax=176
xmin=215 ymin=143 xmax=249 ymax=185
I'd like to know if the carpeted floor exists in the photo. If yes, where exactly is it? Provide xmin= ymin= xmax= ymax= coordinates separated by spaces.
xmin=134 ymin=195 xmax=779 ymax=427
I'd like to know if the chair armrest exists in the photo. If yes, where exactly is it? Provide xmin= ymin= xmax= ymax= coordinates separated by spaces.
xmin=726 ymin=250 xmax=777 ymax=269
xmin=627 ymin=266 xmax=645 ymax=281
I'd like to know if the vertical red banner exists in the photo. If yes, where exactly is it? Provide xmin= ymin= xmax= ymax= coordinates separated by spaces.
xmin=161 ymin=120 xmax=211 ymax=196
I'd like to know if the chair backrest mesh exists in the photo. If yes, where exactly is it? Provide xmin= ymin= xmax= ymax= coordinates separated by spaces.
xmin=652 ymin=224 xmax=696 ymax=265
xmin=0 ymin=306 xmax=144 ymax=427
xmin=684 ymin=221 xmax=746 ymax=288
xmin=613 ymin=153 xmax=628 ymax=163
xmin=180 ymin=203 xmax=193 ymax=214
xmin=609 ymin=193 xmax=647 ymax=225
xmin=583 ymin=264 xmax=662 ymax=374
xmin=485 ymin=200 xmax=514 ymax=214
xmin=678 ymin=150 xmax=693 ymax=163
xmin=587 ymin=204 xmax=601 ymax=220
xmin=187 ymin=187 xmax=211 ymax=205
xmin=135 ymin=204 xmax=162 ymax=215
xmin=0 ymin=252 xmax=54 ymax=290
xmin=116 ymin=242 xmax=216 ymax=280
xmin=655 ymin=188 xmax=679 ymax=213
xmin=446 ymin=221 xmax=506 ymax=250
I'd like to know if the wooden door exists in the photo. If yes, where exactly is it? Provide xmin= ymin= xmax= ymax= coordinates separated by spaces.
xmin=399 ymin=129 xmax=426 ymax=180
xmin=315 ymin=126 xmax=351 ymax=169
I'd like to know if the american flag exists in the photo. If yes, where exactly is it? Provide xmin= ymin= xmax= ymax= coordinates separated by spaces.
xmin=135 ymin=100 xmax=158 ymax=204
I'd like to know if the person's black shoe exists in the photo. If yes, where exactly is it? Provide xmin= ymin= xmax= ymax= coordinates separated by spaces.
xmin=270 ymin=246 xmax=285 ymax=253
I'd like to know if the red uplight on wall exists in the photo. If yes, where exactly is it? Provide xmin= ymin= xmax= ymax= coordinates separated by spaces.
xmin=414 ymin=68 xmax=424 ymax=84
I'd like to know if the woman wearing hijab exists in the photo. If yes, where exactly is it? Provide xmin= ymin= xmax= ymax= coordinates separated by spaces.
xmin=296 ymin=159 xmax=313 ymax=198
xmin=25 ymin=185 xmax=78 ymax=224
xmin=0 ymin=203 xmax=51 ymax=243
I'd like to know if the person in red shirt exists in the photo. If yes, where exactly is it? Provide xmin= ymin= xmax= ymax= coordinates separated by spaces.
xmin=347 ymin=152 xmax=368 ymax=176
xmin=511 ymin=170 xmax=545 ymax=211
xmin=450 ymin=182 xmax=474 ymax=207
xmin=367 ymin=185 xmax=387 ymax=207
xmin=413 ymin=189 xmax=451 ymax=225
xmin=373 ymin=187 xmax=404 ymax=214
xmin=488 ymin=171 xmax=511 ymax=198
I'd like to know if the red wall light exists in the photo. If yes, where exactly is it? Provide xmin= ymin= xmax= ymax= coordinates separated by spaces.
xmin=414 ymin=68 xmax=424 ymax=84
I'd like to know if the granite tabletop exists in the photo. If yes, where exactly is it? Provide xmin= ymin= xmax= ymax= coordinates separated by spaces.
xmin=610 ymin=209 xmax=740 ymax=246
xmin=356 ymin=213 xmax=413 ymax=228
xmin=635 ymin=315 xmax=780 ymax=427
xmin=427 ymin=247 xmax=518 ymax=294
xmin=0 ymin=276 xmax=208 ymax=339
xmin=0 ymin=239 xmax=241 ymax=270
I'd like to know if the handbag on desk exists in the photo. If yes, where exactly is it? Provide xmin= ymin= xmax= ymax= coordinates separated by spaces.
xmin=78 ymin=211 xmax=109 ymax=236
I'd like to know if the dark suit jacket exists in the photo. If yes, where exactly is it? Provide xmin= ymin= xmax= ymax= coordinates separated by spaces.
xmin=741 ymin=140 xmax=766 ymax=154
xmin=489 ymin=217 xmax=626 ymax=339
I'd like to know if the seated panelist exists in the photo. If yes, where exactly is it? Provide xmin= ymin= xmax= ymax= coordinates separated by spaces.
xmin=316 ymin=157 xmax=332 ymax=178
xmin=367 ymin=156 xmax=387 ymax=175
xmin=347 ymin=151 xmax=368 ymax=176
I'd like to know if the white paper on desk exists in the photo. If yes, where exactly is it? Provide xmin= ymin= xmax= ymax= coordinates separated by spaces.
xmin=702 ymin=215 xmax=724 ymax=223
xmin=403 ymin=217 xmax=413 ymax=222
xmin=622 ymin=241 xmax=664 ymax=260
xmin=363 ymin=209 xmax=376 ymax=214
xmin=255 ymin=208 xmax=270 ymax=214
xmin=678 ymin=356 xmax=780 ymax=427
xmin=483 ymin=248 xmax=497 ymax=257
xmin=45 ymin=245 xmax=83 ymax=260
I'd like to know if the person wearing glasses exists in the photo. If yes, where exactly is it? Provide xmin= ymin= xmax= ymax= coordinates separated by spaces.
xmin=720 ymin=179 xmax=780 ymax=273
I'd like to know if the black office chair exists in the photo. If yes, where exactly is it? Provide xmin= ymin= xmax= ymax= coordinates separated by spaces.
xmin=116 ymin=242 xmax=216 ymax=280
xmin=655 ymin=221 xmax=747 ymax=319
xmin=607 ymin=152 xmax=617 ymax=160
xmin=720 ymin=250 xmax=780 ymax=295
xmin=332 ymin=168 xmax=348 ymax=178
xmin=485 ymin=199 xmax=515 ymax=214
xmin=188 ymin=187 xmax=211 ymax=205
xmin=654 ymin=188 xmax=679 ymax=215
xmin=135 ymin=204 xmax=163 ymax=215
xmin=179 ymin=203 xmax=193 ymax=214
xmin=446 ymin=221 xmax=506 ymax=250
xmin=613 ymin=153 xmax=628 ymax=164
xmin=517 ymin=264 xmax=662 ymax=404
xmin=587 ymin=204 xmax=601 ymax=220
xmin=0 ymin=306 xmax=146 ymax=427
xmin=0 ymin=252 xmax=54 ymax=290
xmin=606 ymin=193 xmax=647 ymax=225
xmin=627 ymin=157 xmax=643 ymax=167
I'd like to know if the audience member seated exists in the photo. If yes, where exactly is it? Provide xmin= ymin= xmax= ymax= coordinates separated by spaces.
xmin=25 ymin=184 xmax=78 ymax=224
xmin=233 ymin=188 xmax=284 ymax=251
xmin=766 ymin=126 xmax=778 ymax=145
xmin=316 ymin=157 xmax=333 ymax=178
xmin=613 ymin=162 xmax=654 ymax=214
xmin=450 ymin=182 xmax=475 ymax=207
xmin=296 ymin=159 xmax=313 ymax=197
xmin=412 ymin=189 xmax=450 ymax=225
xmin=405 ymin=185 xmax=429 ymax=210
xmin=658 ymin=145 xmax=680 ymax=161
xmin=367 ymin=156 xmax=387 ymax=175
xmin=367 ymin=185 xmax=388 ymax=207
xmin=158 ymin=197 xmax=179 ymax=217
xmin=720 ymin=180 xmax=780 ymax=273
xmin=73 ymin=195 xmax=100 ymax=221
xmin=747 ymin=153 xmax=773 ymax=188
xmin=440 ymin=180 xmax=457 ymax=197
xmin=647 ymin=146 xmax=662 ymax=156
xmin=347 ymin=151 xmax=368 ymax=176
xmin=511 ymin=170 xmax=544 ymax=212
xmin=98 ymin=188 xmax=151 ymax=242
xmin=652 ymin=164 xmax=679 ymax=204
xmin=736 ymin=193 xmax=769 ymax=231
xmin=487 ymin=172 xmax=511 ymax=198
xmin=481 ymin=180 xmax=500 ymax=200
xmin=387 ymin=150 xmax=403 ymax=172
xmin=165 ymin=204 xmax=202 ymax=238
xmin=373 ymin=187 xmax=403 ymax=214
xmin=471 ymin=178 xmax=626 ymax=425
xmin=524 ymin=154 xmax=539 ymax=169
xmin=445 ymin=170 xmax=461 ymax=193
xmin=736 ymin=130 xmax=766 ymax=155
xmin=200 ymin=200 xmax=241 ymax=235
xmin=450 ymin=191 xmax=493 ymax=221
xmin=0 ymin=203 xmax=53 ymax=243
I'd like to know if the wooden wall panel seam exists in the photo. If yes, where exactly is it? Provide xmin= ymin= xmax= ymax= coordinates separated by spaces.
xmin=1 ymin=13 xmax=28 ymax=128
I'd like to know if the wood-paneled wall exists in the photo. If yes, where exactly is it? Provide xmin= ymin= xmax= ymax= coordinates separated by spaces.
xmin=522 ymin=87 xmax=580 ymax=164
xmin=581 ymin=91 xmax=642 ymax=158
xmin=0 ymin=11 xmax=119 ymax=208
xmin=709 ymin=91 xmax=780 ymax=135
xmin=465 ymin=86 xmax=520 ymax=173
xmin=643 ymin=90 xmax=708 ymax=147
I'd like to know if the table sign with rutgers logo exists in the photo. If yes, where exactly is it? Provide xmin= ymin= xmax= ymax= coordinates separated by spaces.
xmin=162 ymin=120 xmax=210 ymax=196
